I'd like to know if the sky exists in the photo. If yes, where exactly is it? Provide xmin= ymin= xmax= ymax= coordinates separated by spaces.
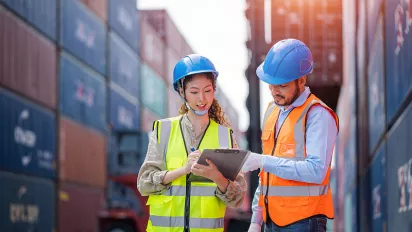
xmin=137 ymin=0 xmax=273 ymax=131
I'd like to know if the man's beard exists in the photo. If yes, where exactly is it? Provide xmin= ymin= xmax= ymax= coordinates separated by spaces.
xmin=273 ymin=84 xmax=301 ymax=106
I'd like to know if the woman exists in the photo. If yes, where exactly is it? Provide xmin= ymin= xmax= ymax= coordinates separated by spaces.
xmin=137 ymin=54 xmax=247 ymax=232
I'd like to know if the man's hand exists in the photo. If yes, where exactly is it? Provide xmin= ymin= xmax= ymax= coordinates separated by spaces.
xmin=241 ymin=152 xmax=265 ymax=173
xmin=248 ymin=223 xmax=261 ymax=232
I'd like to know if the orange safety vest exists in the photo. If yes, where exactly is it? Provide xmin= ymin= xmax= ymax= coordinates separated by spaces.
xmin=258 ymin=93 xmax=338 ymax=226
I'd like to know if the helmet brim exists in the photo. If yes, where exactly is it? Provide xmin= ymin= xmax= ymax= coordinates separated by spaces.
xmin=173 ymin=70 xmax=219 ymax=91
xmin=256 ymin=63 xmax=295 ymax=85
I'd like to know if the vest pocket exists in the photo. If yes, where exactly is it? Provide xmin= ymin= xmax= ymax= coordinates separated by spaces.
xmin=261 ymin=129 xmax=273 ymax=154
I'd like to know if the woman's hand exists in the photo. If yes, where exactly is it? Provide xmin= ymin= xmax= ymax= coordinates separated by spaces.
xmin=191 ymin=159 xmax=230 ymax=192
xmin=184 ymin=150 xmax=201 ymax=174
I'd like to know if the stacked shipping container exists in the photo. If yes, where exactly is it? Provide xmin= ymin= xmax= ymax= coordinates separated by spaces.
xmin=334 ymin=0 xmax=412 ymax=231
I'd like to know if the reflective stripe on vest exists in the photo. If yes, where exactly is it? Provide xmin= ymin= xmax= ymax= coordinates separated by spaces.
xmin=163 ymin=185 xmax=216 ymax=196
xmin=261 ymin=185 xmax=329 ymax=197
xmin=150 ymin=215 xmax=224 ymax=229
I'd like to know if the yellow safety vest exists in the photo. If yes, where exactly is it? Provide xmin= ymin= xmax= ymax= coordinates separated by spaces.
xmin=146 ymin=116 xmax=233 ymax=232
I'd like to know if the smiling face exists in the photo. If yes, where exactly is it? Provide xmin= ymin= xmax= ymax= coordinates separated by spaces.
xmin=179 ymin=73 xmax=215 ymax=112
xmin=269 ymin=76 xmax=306 ymax=107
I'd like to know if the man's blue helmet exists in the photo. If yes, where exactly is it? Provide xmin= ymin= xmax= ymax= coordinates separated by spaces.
xmin=256 ymin=39 xmax=313 ymax=85
xmin=173 ymin=54 xmax=219 ymax=91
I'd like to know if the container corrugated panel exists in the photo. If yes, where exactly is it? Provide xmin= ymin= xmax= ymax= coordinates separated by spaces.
xmin=386 ymin=102 xmax=412 ymax=232
xmin=367 ymin=0 xmax=383 ymax=51
xmin=139 ymin=131 xmax=150 ymax=161
xmin=0 ymin=0 xmax=56 ymax=41
xmin=0 ymin=6 xmax=57 ymax=110
xmin=0 ymin=171 xmax=55 ymax=232
xmin=59 ymin=52 xmax=106 ymax=133
xmin=385 ymin=0 xmax=412 ymax=125
xmin=109 ymin=31 xmax=139 ymax=98
xmin=108 ymin=0 xmax=139 ymax=52
xmin=107 ymin=180 xmax=143 ymax=213
xmin=141 ymin=106 xmax=160 ymax=132
xmin=59 ymin=181 xmax=104 ymax=232
xmin=107 ymin=127 xmax=142 ymax=176
xmin=59 ymin=117 xmax=106 ymax=188
xmin=167 ymin=87 xmax=182 ymax=117
xmin=140 ymin=63 xmax=166 ymax=117
xmin=81 ymin=0 xmax=107 ymax=22
xmin=109 ymin=84 xmax=139 ymax=131
xmin=343 ymin=189 xmax=358 ymax=232
xmin=366 ymin=142 xmax=387 ymax=232
xmin=141 ymin=17 xmax=165 ymax=78
xmin=0 ymin=89 xmax=56 ymax=179
xmin=60 ymin=0 xmax=107 ymax=75
xmin=166 ymin=47 xmax=180 ymax=85
xmin=368 ymin=14 xmax=386 ymax=153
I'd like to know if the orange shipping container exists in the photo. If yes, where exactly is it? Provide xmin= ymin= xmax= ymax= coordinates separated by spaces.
xmin=59 ymin=117 xmax=106 ymax=188
xmin=0 ymin=6 xmax=57 ymax=110
xmin=81 ymin=0 xmax=107 ymax=21
xmin=141 ymin=107 xmax=161 ymax=132
xmin=59 ymin=181 xmax=105 ymax=232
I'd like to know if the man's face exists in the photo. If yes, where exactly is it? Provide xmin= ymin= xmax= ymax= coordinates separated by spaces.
xmin=269 ymin=79 xmax=302 ymax=106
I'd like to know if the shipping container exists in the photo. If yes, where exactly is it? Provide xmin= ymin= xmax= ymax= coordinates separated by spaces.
xmin=60 ymin=0 xmax=107 ymax=75
xmin=109 ymin=84 xmax=140 ymax=131
xmin=140 ymin=10 xmax=185 ymax=55
xmin=107 ymin=180 xmax=143 ymax=213
xmin=0 ymin=89 xmax=56 ymax=179
xmin=366 ymin=0 xmax=383 ymax=51
xmin=81 ymin=0 xmax=107 ymax=22
xmin=166 ymin=47 xmax=180 ymax=85
xmin=365 ymin=142 xmax=387 ymax=232
xmin=385 ymin=0 xmax=412 ymax=125
xmin=367 ymin=14 xmax=386 ymax=153
xmin=140 ymin=106 xmax=161 ymax=132
xmin=108 ymin=31 xmax=139 ymax=98
xmin=140 ymin=63 xmax=166 ymax=117
xmin=59 ymin=52 xmax=107 ymax=133
xmin=0 ymin=0 xmax=56 ymax=41
xmin=140 ymin=16 xmax=165 ymax=78
xmin=59 ymin=117 xmax=106 ymax=188
xmin=386 ymin=102 xmax=412 ymax=232
xmin=59 ymin=181 xmax=105 ymax=232
xmin=167 ymin=87 xmax=182 ymax=117
xmin=108 ymin=0 xmax=139 ymax=52
xmin=0 ymin=6 xmax=57 ymax=110
xmin=0 ymin=171 xmax=55 ymax=232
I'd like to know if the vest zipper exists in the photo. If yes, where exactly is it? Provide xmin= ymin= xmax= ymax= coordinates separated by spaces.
xmin=184 ymin=176 xmax=191 ymax=232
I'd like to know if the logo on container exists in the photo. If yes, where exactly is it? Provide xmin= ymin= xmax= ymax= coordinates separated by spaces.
xmin=397 ymin=158 xmax=412 ymax=213
xmin=117 ymin=7 xmax=133 ymax=31
xmin=395 ymin=0 xmax=412 ymax=54
xmin=76 ymin=19 xmax=96 ymax=48
xmin=14 ymin=110 xmax=36 ymax=167
xmin=118 ymin=106 xmax=134 ymax=129
xmin=372 ymin=185 xmax=382 ymax=219
xmin=10 ymin=186 xmax=39 ymax=224
xmin=75 ymin=81 xmax=95 ymax=107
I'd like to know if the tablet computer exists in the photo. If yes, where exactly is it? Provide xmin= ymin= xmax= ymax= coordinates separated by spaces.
xmin=188 ymin=148 xmax=250 ymax=182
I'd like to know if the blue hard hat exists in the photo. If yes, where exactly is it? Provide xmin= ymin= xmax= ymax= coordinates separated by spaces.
xmin=173 ymin=54 xmax=219 ymax=91
xmin=256 ymin=39 xmax=313 ymax=85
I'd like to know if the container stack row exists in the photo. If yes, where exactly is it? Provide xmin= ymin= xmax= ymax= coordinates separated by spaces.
xmin=333 ymin=0 xmax=412 ymax=231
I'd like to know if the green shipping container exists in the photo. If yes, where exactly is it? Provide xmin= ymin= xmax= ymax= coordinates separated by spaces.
xmin=140 ymin=63 xmax=166 ymax=117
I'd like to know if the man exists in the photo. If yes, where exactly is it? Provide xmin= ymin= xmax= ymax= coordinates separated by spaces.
xmin=241 ymin=39 xmax=339 ymax=232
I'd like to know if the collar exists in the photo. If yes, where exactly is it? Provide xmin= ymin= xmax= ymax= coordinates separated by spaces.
xmin=278 ymin=86 xmax=311 ymax=111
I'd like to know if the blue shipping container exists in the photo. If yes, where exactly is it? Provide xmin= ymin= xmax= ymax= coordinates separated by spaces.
xmin=386 ymin=102 xmax=412 ymax=232
xmin=108 ymin=0 xmax=139 ymax=52
xmin=107 ymin=131 xmax=143 ymax=176
xmin=140 ymin=63 xmax=166 ymax=117
xmin=0 ymin=171 xmax=55 ymax=232
xmin=0 ymin=0 xmax=57 ymax=41
xmin=367 ymin=142 xmax=387 ymax=232
xmin=109 ymin=84 xmax=140 ymax=130
xmin=368 ymin=14 xmax=386 ymax=153
xmin=60 ymin=0 xmax=106 ymax=75
xmin=109 ymin=31 xmax=139 ymax=98
xmin=59 ymin=52 xmax=106 ymax=133
xmin=0 ymin=89 xmax=56 ymax=179
xmin=385 ymin=0 xmax=412 ymax=125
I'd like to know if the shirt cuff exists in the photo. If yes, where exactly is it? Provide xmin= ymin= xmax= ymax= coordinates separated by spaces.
xmin=251 ymin=209 xmax=264 ymax=225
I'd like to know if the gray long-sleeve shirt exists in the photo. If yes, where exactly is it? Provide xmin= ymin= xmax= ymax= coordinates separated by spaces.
xmin=137 ymin=114 xmax=247 ymax=208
